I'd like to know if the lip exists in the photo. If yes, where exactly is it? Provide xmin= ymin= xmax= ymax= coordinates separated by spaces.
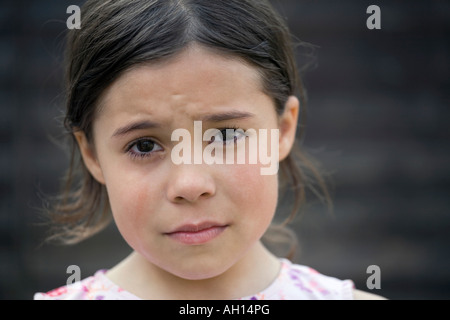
xmin=165 ymin=222 xmax=228 ymax=245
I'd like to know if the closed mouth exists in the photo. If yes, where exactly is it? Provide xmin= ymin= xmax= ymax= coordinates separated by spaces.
xmin=165 ymin=222 xmax=229 ymax=245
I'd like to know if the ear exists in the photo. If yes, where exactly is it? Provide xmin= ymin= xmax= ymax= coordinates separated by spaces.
xmin=278 ymin=96 xmax=299 ymax=162
xmin=73 ymin=131 xmax=106 ymax=185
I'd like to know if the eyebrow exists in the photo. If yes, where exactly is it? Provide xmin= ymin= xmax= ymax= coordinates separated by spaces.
xmin=112 ymin=120 xmax=161 ymax=138
xmin=111 ymin=111 xmax=254 ymax=138
xmin=199 ymin=111 xmax=255 ymax=122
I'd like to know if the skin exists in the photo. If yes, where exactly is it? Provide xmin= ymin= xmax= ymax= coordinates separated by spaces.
xmin=75 ymin=45 xmax=300 ymax=299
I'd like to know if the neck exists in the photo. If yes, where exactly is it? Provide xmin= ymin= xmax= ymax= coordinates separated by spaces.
xmin=107 ymin=241 xmax=281 ymax=299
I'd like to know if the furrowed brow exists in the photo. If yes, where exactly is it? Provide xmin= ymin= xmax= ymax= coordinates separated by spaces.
xmin=111 ymin=111 xmax=254 ymax=139
xmin=200 ymin=111 xmax=254 ymax=122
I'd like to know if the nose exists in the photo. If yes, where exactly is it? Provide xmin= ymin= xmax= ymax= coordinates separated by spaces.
xmin=166 ymin=164 xmax=216 ymax=203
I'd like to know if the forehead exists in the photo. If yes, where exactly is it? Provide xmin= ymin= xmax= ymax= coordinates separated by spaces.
xmin=97 ymin=45 xmax=267 ymax=115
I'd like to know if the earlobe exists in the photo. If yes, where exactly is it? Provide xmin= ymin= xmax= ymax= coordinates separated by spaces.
xmin=73 ymin=131 xmax=106 ymax=185
xmin=278 ymin=96 xmax=299 ymax=162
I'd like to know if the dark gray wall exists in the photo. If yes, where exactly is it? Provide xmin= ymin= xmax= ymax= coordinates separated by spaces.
xmin=1 ymin=0 xmax=449 ymax=299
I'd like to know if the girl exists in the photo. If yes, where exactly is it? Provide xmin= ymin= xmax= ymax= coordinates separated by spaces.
xmin=35 ymin=0 xmax=383 ymax=300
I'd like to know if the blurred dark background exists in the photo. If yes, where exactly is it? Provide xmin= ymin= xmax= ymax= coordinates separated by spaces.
xmin=1 ymin=0 xmax=449 ymax=300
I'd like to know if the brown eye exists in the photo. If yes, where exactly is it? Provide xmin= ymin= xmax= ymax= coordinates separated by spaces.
xmin=127 ymin=138 xmax=163 ymax=158
xmin=136 ymin=140 xmax=155 ymax=153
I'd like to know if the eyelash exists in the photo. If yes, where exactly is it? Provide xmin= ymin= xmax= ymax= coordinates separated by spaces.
xmin=125 ymin=126 xmax=245 ymax=160
xmin=125 ymin=137 xmax=163 ymax=160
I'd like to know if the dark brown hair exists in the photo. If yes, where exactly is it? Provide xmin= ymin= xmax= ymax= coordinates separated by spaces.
xmin=48 ymin=0 xmax=330 ymax=257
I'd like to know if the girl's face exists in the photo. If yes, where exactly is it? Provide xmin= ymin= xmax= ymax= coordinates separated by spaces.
xmin=75 ymin=45 xmax=298 ymax=280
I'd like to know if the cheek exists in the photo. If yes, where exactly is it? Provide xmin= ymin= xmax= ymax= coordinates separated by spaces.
xmin=224 ymin=163 xmax=279 ymax=234
xmin=102 ymin=165 xmax=163 ymax=245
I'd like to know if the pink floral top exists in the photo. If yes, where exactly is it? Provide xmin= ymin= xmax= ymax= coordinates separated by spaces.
xmin=34 ymin=259 xmax=354 ymax=300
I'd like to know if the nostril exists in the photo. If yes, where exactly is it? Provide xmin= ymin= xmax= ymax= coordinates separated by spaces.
xmin=166 ymin=166 xmax=216 ymax=203
xmin=174 ymin=191 xmax=212 ymax=203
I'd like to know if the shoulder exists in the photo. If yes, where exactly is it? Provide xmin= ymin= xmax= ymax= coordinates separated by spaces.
xmin=285 ymin=261 xmax=355 ymax=300
xmin=34 ymin=270 xmax=139 ymax=300
xmin=285 ymin=263 xmax=388 ymax=300
xmin=252 ymin=259 xmax=355 ymax=300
